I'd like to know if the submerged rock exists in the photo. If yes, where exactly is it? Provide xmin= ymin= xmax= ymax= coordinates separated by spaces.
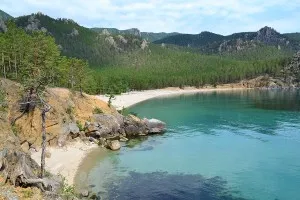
xmin=80 ymin=189 xmax=89 ymax=197
xmin=119 ymin=136 xmax=128 ymax=142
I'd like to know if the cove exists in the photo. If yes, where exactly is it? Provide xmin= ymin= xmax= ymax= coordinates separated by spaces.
xmin=76 ymin=89 xmax=300 ymax=200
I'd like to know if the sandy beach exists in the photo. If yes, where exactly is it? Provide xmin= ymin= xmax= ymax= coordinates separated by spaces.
xmin=97 ymin=86 xmax=247 ymax=109
xmin=32 ymin=85 xmax=247 ymax=186
xmin=31 ymin=141 xmax=98 ymax=185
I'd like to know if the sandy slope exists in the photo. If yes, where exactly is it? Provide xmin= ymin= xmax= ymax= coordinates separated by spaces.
xmin=31 ymin=141 xmax=97 ymax=185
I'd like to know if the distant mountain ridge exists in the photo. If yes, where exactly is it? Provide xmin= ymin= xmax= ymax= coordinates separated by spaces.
xmin=91 ymin=27 xmax=180 ymax=42
xmin=154 ymin=26 xmax=300 ymax=53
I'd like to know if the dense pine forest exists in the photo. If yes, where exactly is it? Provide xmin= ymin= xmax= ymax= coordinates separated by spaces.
xmin=0 ymin=11 xmax=296 ymax=95
xmin=0 ymin=21 xmax=89 ymax=93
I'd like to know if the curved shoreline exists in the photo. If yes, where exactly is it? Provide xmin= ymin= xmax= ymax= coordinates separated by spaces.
xmin=33 ymin=86 xmax=248 ymax=185
xmin=31 ymin=141 xmax=98 ymax=185
xmin=97 ymin=86 xmax=248 ymax=109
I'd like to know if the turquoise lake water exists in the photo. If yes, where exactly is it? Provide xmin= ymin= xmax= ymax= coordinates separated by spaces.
xmin=77 ymin=89 xmax=300 ymax=200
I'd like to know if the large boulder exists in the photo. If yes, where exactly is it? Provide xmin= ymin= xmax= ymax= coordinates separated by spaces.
xmin=85 ymin=114 xmax=122 ymax=138
xmin=124 ymin=115 xmax=148 ymax=137
xmin=57 ymin=123 xmax=80 ymax=147
xmin=144 ymin=118 xmax=166 ymax=134
xmin=93 ymin=114 xmax=121 ymax=133
xmin=107 ymin=140 xmax=121 ymax=151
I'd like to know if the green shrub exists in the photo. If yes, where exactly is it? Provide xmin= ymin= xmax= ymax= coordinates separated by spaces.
xmin=76 ymin=120 xmax=85 ymax=131
xmin=60 ymin=175 xmax=77 ymax=199
xmin=66 ymin=106 xmax=74 ymax=115
xmin=20 ymin=189 xmax=34 ymax=198
xmin=93 ymin=107 xmax=103 ymax=114
xmin=118 ymin=107 xmax=130 ymax=116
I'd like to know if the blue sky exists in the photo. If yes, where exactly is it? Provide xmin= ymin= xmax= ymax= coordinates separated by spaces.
xmin=1 ymin=0 xmax=300 ymax=35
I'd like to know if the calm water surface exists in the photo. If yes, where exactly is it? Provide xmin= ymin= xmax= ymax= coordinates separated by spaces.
xmin=76 ymin=89 xmax=300 ymax=200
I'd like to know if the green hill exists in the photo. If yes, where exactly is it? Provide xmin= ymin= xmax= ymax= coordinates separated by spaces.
xmin=14 ymin=13 xmax=145 ymax=66
xmin=284 ymin=33 xmax=300 ymax=42
xmin=0 ymin=9 xmax=13 ymax=21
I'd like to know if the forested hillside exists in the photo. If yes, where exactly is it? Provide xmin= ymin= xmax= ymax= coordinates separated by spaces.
xmin=0 ymin=10 xmax=296 ymax=95
xmin=0 ymin=21 xmax=89 ymax=93
xmin=90 ymin=44 xmax=290 ymax=92
xmin=284 ymin=33 xmax=300 ymax=42
xmin=155 ymin=27 xmax=300 ymax=54
xmin=14 ymin=13 xmax=146 ymax=66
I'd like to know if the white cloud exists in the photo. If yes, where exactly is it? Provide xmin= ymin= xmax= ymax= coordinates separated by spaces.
xmin=1 ymin=0 xmax=300 ymax=34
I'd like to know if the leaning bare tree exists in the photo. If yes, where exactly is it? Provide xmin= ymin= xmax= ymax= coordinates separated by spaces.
xmin=39 ymin=95 xmax=51 ymax=178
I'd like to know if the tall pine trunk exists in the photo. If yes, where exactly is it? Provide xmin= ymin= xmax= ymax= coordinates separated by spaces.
xmin=40 ymin=98 xmax=51 ymax=178
xmin=1 ymin=52 xmax=5 ymax=79
xmin=14 ymin=53 xmax=17 ymax=79
xmin=40 ymin=107 xmax=47 ymax=178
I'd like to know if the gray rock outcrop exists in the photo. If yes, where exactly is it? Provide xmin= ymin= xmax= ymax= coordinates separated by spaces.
xmin=25 ymin=15 xmax=40 ymax=31
xmin=0 ymin=19 xmax=7 ymax=32
xmin=144 ymin=118 xmax=166 ymax=134
xmin=57 ymin=123 xmax=80 ymax=147
xmin=70 ymin=28 xmax=79 ymax=36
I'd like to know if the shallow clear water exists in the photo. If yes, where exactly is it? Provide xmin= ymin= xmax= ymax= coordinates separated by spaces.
xmin=77 ymin=89 xmax=300 ymax=200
